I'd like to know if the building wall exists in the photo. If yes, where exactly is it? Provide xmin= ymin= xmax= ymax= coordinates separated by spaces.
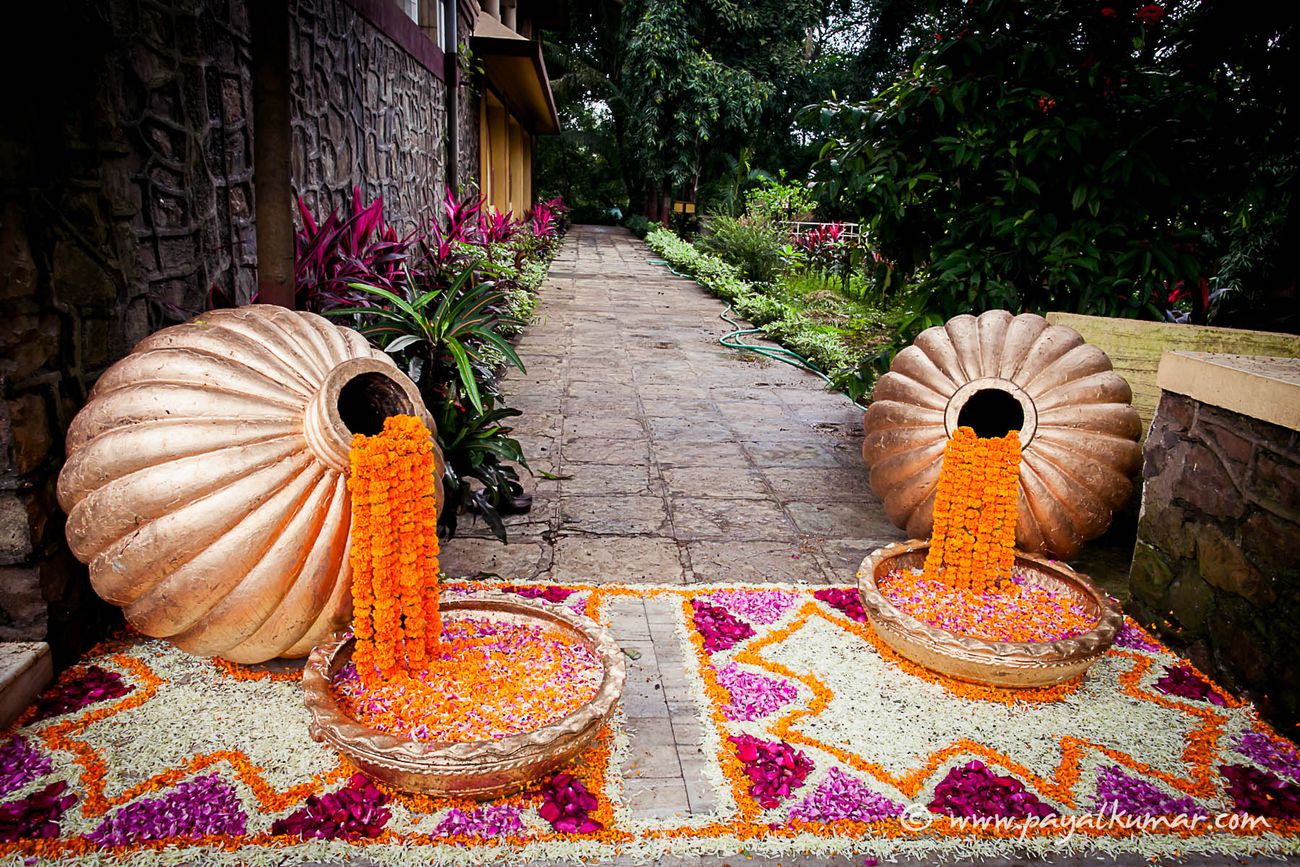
xmin=1130 ymin=391 xmax=1300 ymax=730
xmin=0 ymin=0 xmax=256 ymax=663
xmin=289 ymin=0 xmax=449 ymax=232
xmin=2 ymin=0 xmax=498 ymax=665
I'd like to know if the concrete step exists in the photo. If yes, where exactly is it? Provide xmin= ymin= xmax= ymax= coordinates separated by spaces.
xmin=0 ymin=641 xmax=52 ymax=728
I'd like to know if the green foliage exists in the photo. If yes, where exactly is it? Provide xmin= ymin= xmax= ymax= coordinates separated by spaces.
xmin=432 ymin=385 xmax=529 ymax=542
xmin=645 ymin=227 xmax=889 ymax=388
xmin=697 ymin=216 xmax=786 ymax=284
xmin=317 ymin=200 xmax=563 ymax=542
xmin=743 ymin=177 xmax=818 ymax=225
xmin=623 ymin=215 xmax=653 ymax=238
xmin=698 ymin=147 xmax=775 ymax=217
xmin=337 ymin=268 xmax=524 ymax=417
xmin=816 ymin=0 xmax=1299 ymax=327
xmin=542 ymin=0 xmax=828 ymax=216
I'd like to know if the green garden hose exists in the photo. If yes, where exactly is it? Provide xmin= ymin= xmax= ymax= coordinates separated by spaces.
xmin=647 ymin=258 xmax=867 ymax=411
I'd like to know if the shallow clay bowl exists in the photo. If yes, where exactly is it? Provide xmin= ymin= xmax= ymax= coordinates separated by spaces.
xmin=856 ymin=540 xmax=1122 ymax=689
xmin=303 ymin=592 xmax=625 ymax=798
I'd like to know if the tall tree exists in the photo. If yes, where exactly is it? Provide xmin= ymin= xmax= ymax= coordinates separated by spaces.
xmin=541 ymin=0 xmax=828 ymax=220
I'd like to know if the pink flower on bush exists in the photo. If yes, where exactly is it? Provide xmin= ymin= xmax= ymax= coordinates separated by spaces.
xmin=1135 ymin=4 xmax=1165 ymax=24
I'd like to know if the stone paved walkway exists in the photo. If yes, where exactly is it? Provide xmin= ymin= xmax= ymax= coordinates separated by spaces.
xmin=437 ymin=224 xmax=1154 ymax=867
xmin=441 ymin=224 xmax=909 ymax=586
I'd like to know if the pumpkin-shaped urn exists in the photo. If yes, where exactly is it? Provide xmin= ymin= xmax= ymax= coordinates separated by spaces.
xmin=56 ymin=305 xmax=444 ymax=664
xmin=863 ymin=311 xmax=1141 ymax=560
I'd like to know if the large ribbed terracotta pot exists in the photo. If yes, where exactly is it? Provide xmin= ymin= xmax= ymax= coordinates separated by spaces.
xmin=863 ymin=311 xmax=1141 ymax=560
xmin=56 ymin=305 xmax=444 ymax=664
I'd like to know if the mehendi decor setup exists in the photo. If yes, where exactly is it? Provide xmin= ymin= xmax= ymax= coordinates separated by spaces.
xmin=856 ymin=425 xmax=1122 ymax=688
xmin=2 ymin=583 xmax=1297 ymax=864
xmin=55 ymin=305 xmax=444 ymax=664
xmin=302 ymin=415 xmax=625 ymax=797
xmin=862 ymin=311 xmax=1142 ymax=559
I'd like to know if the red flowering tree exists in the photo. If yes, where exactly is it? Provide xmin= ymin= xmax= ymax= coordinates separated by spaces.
xmin=816 ymin=0 xmax=1298 ymax=331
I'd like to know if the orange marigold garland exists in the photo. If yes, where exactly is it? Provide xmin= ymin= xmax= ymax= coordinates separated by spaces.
xmin=346 ymin=415 xmax=442 ymax=684
xmin=922 ymin=426 xmax=1022 ymax=594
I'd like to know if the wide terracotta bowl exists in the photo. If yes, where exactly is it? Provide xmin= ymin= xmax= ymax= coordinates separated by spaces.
xmin=856 ymin=540 xmax=1123 ymax=689
xmin=302 ymin=592 xmax=626 ymax=798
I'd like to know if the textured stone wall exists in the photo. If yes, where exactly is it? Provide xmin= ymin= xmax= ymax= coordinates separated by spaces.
xmin=290 ymin=0 xmax=448 ymax=232
xmin=1130 ymin=391 xmax=1300 ymax=729
xmin=0 ymin=0 xmax=255 ymax=662
xmin=456 ymin=62 xmax=481 ymax=195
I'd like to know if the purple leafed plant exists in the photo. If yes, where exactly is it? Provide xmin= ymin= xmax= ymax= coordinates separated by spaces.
xmin=1090 ymin=765 xmax=1207 ymax=818
xmin=31 ymin=665 xmax=133 ymax=722
xmin=434 ymin=804 xmax=524 ymax=839
xmin=479 ymin=209 xmax=519 ymax=244
xmin=730 ymin=735 xmax=814 ymax=809
xmin=294 ymin=188 xmax=414 ymax=311
xmin=0 ymin=737 xmax=52 ymax=797
xmin=929 ymin=760 xmax=1057 ymax=819
xmin=1221 ymin=764 xmax=1300 ymax=819
xmin=0 ymin=781 xmax=77 ymax=842
xmin=537 ymin=772 xmax=602 ymax=834
xmin=789 ymin=766 xmax=902 ymax=823
xmin=691 ymin=599 xmax=756 ymax=652
xmin=85 ymin=773 xmax=247 ymax=846
xmin=443 ymin=188 xmax=484 ymax=244
xmin=270 ymin=773 xmax=390 ymax=840
xmin=1153 ymin=664 xmax=1227 ymax=706
xmin=529 ymin=204 xmax=557 ymax=239
xmin=813 ymin=587 xmax=867 ymax=622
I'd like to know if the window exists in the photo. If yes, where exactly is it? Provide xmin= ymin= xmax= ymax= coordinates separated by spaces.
xmin=400 ymin=0 xmax=419 ymax=22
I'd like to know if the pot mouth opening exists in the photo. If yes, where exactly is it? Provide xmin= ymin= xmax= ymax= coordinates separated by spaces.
xmin=944 ymin=377 xmax=1038 ymax=448
xmin=337 ymin=371 xmax=415 ymax=436
xmin=956 ymin=387 xmax=1025 ymax=439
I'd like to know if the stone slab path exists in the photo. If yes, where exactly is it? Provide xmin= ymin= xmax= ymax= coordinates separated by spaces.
xmin=441 ymin=224 xmax=909 ymax=587
xmin=436 ymin=224 xmax=1151 ymax=867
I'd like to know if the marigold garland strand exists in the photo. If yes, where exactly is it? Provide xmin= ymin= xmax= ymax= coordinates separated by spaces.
xmin=922 ymin=426 xmax=1022 ymax=593
xmin=346 ymin=415 xmax=441 ymax=684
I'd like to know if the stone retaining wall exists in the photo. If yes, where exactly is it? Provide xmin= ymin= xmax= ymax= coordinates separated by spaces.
xmin=1 ymin=0 xmax=464 ymax=663
xmin=290 ymin=0 xmax=449 ymax=232
xmin=1 ymin=0 xmax=256 ymax=663
xmin=1130 ymin=390 xmax=1300 ymax=730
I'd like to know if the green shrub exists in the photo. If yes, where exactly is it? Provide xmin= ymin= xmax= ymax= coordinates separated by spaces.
xmin=624 ymin=215 xmax=653 ymax=238
xmin=697 ymin=215 xmax=786 ymax=284
xmin=815 ymin=0 xmax=1295 ymax=326
xmin=744 ymin=176 xmax=817 ymax=225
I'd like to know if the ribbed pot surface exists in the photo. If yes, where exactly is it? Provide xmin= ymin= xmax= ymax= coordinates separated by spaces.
xmin=863 ymin=311 xmax=1142 ymax=559
xmin=57 ymin=305 xmax=442 ymax=663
